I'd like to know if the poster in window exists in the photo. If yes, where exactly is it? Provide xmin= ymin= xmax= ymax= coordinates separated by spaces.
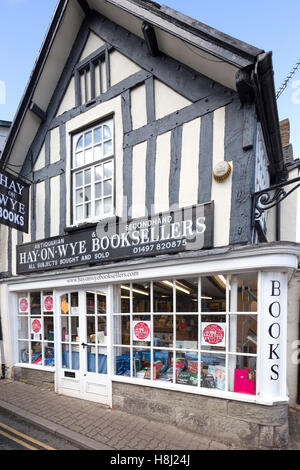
xmin=19 ymin=297 xmax=29 ymax=314
xmin=202 ymin=323 xmax=226 ymax=348
xmin=133 ymin=321 xmax=151 ymax=342
xmin=43 ymin=295 xmax=53 ymax=312
xmin=31 ymin=318 xmax=42 ymax=341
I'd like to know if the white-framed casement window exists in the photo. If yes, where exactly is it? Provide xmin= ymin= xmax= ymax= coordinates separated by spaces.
xmin=72 ymin=118 xmax=114 ymax=224
xmin=113 ymin=273 xmax=259 ymax=398
xmin=17 ymin=291 xmax=55 ymax=369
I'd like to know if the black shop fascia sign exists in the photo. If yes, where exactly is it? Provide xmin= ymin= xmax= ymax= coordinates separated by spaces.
xmin=0 ymin=169 xmax=29 ymax=233
xmin=17 ymin=202 xmax=214 ymax=274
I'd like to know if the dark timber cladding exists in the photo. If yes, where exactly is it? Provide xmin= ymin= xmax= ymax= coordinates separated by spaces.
xmin=225 ymin=97 xmax=257 ymax=244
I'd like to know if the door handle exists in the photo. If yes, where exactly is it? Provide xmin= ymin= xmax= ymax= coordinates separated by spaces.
xmin=81 ymin=342 xmax=88 ymax=349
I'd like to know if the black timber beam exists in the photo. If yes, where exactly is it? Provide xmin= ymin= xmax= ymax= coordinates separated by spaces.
xmin=29 ymin=102 xmax=47 ymax=122
xmin=142 ymin=22 xmax=159 ymax=57
xmin=77 ymin=0 xmax=91 ymax=16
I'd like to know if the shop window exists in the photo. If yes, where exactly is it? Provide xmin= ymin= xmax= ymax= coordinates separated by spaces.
xmin=72 ymin=119 xmax=114 ymax=225
xmin=113 ymin=274 xmax=258 ymax=398
xmin=17 ymin=291 xmax=55 ymax=368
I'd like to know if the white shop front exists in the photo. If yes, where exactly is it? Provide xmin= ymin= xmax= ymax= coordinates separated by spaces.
xmin=6 ymin=242 xmax=298 ymax=408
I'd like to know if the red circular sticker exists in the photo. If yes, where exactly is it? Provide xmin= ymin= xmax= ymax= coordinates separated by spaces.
xmin=32 ymin=319 xmax=42 ymax=334
xmin=19 ymin=298 xmax=28 ymax=313
xmin=203 ymin=324 xmax=225 ymax=345
xmin=44 ymin=296 xmax=53 ymax=311
xmin=134 ymin=322 xmax=150 ymax=341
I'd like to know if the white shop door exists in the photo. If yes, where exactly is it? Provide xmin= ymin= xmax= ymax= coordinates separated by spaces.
xmin=56 ymin=288 xmax=111 ymax=405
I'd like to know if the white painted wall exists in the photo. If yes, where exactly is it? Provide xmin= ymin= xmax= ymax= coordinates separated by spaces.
xmin=179 ymin=118 xmax=201 ymax=208
xmin=154 ymin=79 xmax=191 ymax=120
xmin=211 ymin=106 xmax=232 ymax=247
xmin=155 ymin=131 xmax=171 ymax=214
xmin=50 ymin=176 xmax=61 ymax=237
xmin=132 ymin=141 xmax=147 ymax=218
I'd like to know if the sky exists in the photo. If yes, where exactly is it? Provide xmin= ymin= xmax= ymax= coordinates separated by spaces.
xmin=0 ymin=0 xmax=300 ymax=159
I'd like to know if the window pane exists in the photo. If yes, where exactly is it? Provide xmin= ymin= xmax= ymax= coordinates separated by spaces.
xmin=103 ymin=125 xmax=112 ymax=139
xmin=61 ymin=316 xmax=69 ymax=342
xmin=114 ymin=316 xmax=130 ymax=345
xmin=228 ymin=355 xmax=256 ymax=395
xmin=87 ymin=317 xmax=96 ymax=344
xmin=103 ymin=197 xmax=112 ymax=214
xmin=103 ymin=161 xmax=113 ymax=178
xmin=201 ymin=315 xmax=226 ymax=351
xmin=114 ymin=347 xmax=130 ymax=377
xmin=97 ymin=294 xmax=106 ymax=314
xmin=76 ymin=189 xmax=84 ymax=204
xmin=175 ymin=352 xmax=199 ymax=387
xmin=76 ymin=135 xmax=83 ymax=151
xmin=71 ymin=345 xmax=80 ymax=370
xmin=44 ymin=318 xmax=54 ymax=341
xmin=103 ymin=180 xmax=112 ymax=197
xmin=75 ymin=152 xmax=84 ymax=168
xmin=176 ymin=278 xmax=198 ymax=312
xmin=62 ymin=345 xmax=70 ymax=369
xmin=94 ymin=127 xmax=102 ymax=144
xmin=95 ymin=165 xmax=103 ymax=181
xmin=85 ymin=169 xmax=91 ymax=185
xmin=120 ymin=285 xmax=130 ymax=313
xmin=104 ymin=140 xmax=113 ymax=156
xmin=76 ymin=205 xmax=84 ymax=221
xmin=45 ymin=346 xmax=55 ymax=367
xmin=201 ymin=275 xmax=227 ymax=312
xmin=95 ymin=182 xmax=102 ymax=199
xmin=30 ymin=292 xmax=41 ymax=316
xmin=19 ymin=342 xmax=29 ymax=364
xmin=84 ymin=131 xmax=92 ymax=147
xmin=94 ymin=144 xmax=102 ymax=161
xmin=229 ymin=274 xmax=258 ymax=312
xmin=154 ymin=350 xmax=173 ymax=383
xmin=201 ymin=353 xmax=226 ymax=391
xmin=154 ymin=316 xmax=173 ymax=347
xmin=132 ymin=283 xmax=150 ymax=313
xmin=85 ymin=186 xmax=91 ymax=202
xmin=95 ymin=200 xmax=102 ymax=216
xmin=18 ymin=317 xmax=28 ymax=340
xmin=133 ymin=349 xmax=151 ymax=380
xmin=31 ymin=342 xmax=42 ymax=366
xmin=229 ymin=314 xmax=257 ymax=355
xmin=133 ymin=315 xmax=151 ymax=347
xmin=176 ymin=315 xmax=198 ymax=349
xmin=75 ymin=172 xmax=83 ymax=188
xmin=153 ymin=281 xmax=173 ymax=313
xmin=85 ymin=203 xmax=91 ymax=218
xmin=85 ymin=148 xmax=93 ymax=164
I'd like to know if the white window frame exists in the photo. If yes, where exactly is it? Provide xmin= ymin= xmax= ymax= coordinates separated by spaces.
xmin=112 ymin=275 xmax=259 ymax=401
xmin=16 ymin=291 xmax=55 ymax=371
xmin=72 ymin=118 xmax=115 ymax=225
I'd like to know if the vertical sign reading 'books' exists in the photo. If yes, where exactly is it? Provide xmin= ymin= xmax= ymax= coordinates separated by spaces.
xmin=0 ymin=169 xmax=29 ymax=233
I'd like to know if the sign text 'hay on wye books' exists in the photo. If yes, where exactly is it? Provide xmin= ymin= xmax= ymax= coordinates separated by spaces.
xmin=0 ymin=169 xmax=29 ymax=233
xmin=17 ymin=202 xmax=214 ymax=274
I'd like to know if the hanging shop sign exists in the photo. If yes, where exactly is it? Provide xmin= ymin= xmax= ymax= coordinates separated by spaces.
xmin=0 ymin=169 xmax=29 ymax=233
xmin=202 ymin=322 xmax=226 ymax=348
xmin=17 ymin=202 xmax=214 ymax=274
xmin=133 ymin=321 xmax=151 ymax=342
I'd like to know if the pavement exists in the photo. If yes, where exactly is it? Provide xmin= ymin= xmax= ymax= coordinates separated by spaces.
xmin=0 ymin=379 xmax=234 ymax=451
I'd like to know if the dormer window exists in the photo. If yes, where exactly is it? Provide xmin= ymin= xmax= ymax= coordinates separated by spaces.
xmin=72 ymin=118 xmax=114 ymax=224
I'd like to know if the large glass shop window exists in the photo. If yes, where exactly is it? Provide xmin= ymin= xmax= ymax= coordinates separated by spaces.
xmin=17 ymin=291 xmax=55 ymax=368
xmin=113 ymin=274 xmax=258 ymax=396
